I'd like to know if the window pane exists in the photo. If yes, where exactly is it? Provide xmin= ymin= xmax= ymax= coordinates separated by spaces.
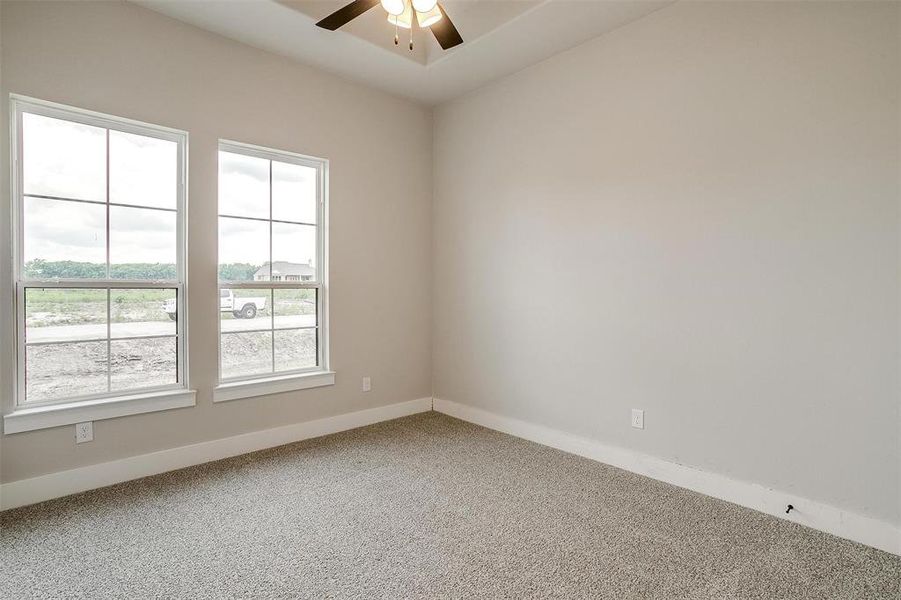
xmin=219 ymin=217 xmax=270 ymax=282
xmin=25 ymin=288 xmax=107 ymax=344
xmin=272 ymin=223 xmax=316 ymax=281
xmin=26 ymin=341 xmax=108 ymax=402
xmin=110 ymin=206 xmax=177 ymax=277
xmin=111 ymin=289 xmax=177 ymax=338
xmin=220 ymin=289 xmax=271 ymax=333
xmin=274 ymin=328 xmax=317 ymax=372
xmin=24 ymin=196 xmax=106 ymax=278
xmin=23 ymin=113 xmax=106 ymax=202
xmin=221 ymin=331 xmax=272 ymax=379
xmin=110 ymin=130 xmax=178 ymax=209
xmin=218 ymin=151 xmax=269 ymax=219
xmin=273 ymin=288 xmax=316 ymax=330
xmin=111 ymin=337 xmax=177 ymax=391
xmin=17 ymin=105 xmax=185 ymax=405
xmin=272 ymin=161 xmax=316 ymax=224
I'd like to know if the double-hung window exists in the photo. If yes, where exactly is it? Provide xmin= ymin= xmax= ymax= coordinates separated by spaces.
xmin=216 ymin=141 xmax=329 ymax=400
xmin=9 ymin=97 xmax=189 ymax=428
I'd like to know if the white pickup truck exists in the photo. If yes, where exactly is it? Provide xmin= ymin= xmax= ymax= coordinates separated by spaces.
xmin=163 ymin=289 xmax=267 ymax=321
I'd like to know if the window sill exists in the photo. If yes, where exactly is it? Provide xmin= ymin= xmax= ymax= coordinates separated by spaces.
xmin=3 ymin=389 xmax=196 ymax=434
xmin=214 ymin=371 xmax=335 ymax=403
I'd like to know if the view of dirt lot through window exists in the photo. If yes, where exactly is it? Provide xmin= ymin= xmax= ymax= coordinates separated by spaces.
xmin=24 ymin=273 xmax=318 ymax=398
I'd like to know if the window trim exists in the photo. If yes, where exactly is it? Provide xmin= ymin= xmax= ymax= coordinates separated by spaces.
xmin=3 ymin=389 xmax=196 ymax=435
xmin=213 ymin=371 xmax=335 ymax=403
xmin=214 ymin=140 xmax=330 ymax=397
xmin=6 ymin=95 xmax=191 ymax=425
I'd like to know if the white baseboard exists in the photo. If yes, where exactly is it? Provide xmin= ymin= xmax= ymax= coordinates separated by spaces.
xmin=433 ymin=398 xmax=900 ymax=556
xmin=0 ymin=397 xmax=433 ymax=511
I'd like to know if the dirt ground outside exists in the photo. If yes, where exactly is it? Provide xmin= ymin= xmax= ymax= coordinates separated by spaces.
xmin=23 ymin=288 xmax=317 ymax=401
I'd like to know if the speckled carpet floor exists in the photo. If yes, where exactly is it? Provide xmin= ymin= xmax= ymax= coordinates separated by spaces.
xmin=1 ymin=412 xmax=899 ymax=599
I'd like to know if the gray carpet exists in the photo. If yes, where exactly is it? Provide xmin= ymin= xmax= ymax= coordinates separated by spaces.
xmin=1 ymin=412 xmax=899 ymax=599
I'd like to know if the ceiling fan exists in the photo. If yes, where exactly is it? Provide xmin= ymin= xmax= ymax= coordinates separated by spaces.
xmin=316 ymin=0 xmax=463 ymax=51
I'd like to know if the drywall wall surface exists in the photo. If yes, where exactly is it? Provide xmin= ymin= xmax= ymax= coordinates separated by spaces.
xmin=0 ymin=1 xmax=432 ymax=481
xmin=433 ymin=1 xmax=900 ymax=525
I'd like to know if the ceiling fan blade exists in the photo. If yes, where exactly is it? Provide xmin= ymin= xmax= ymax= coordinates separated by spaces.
xmin=430 ymin=3 xmax=463 ymax=50
xmin=316 ymin=0 xmax=381 ymax=31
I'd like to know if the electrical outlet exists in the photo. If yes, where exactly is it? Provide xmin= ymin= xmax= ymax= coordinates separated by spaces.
xmin=75 ymin=421 xmax=93 ymax=443
xmin=362 ymin=376 xmax=371 ymax=392
xmin=631 ymin=409 xmax=644 ymax=430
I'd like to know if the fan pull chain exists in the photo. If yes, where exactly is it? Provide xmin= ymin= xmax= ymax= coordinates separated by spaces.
xmin=409 ymin=26 xmax=413 ymax=51
xmin=394 ymin=22 xmax=398 ymax=46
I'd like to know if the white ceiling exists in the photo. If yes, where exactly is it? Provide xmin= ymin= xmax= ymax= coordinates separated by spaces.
xmin=135 ymin=0 xmax=673 ymax=105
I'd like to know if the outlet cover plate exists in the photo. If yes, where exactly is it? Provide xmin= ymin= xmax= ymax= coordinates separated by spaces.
xmin=75 ymin=421 xmax=94 ymax=443
xmin=631 ymin=409 xmax=644 ymax=430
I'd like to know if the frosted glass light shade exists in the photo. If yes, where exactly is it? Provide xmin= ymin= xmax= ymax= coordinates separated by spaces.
xmin=380 ymin=0 xmax=405 ymax=16
xmin=412 ymin=0 xmax=437 ymax=13
xmin=415 ymin=5 xmax=442 ymax=27
xmin=388 ymin=2 xmax=413 ymax=28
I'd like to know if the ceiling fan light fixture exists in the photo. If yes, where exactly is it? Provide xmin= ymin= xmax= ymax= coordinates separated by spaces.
xmin=316 ymin=0 xmax=462 ymax=51
xmin=380 ymin=0 xmax=405 ymax=17
xmin=415 ymin=5 xmax=442 ymax=28
xmin=387 ymin=1 xmax=413 ymax=29
xmin=412 ymin=0 xmax=438 ymax=13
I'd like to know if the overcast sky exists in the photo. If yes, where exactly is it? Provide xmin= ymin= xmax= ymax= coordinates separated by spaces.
xmin=218 ymin=150 xmax=317 ymax=271
xmin=22 ymin=113 xmax=316 ymax=270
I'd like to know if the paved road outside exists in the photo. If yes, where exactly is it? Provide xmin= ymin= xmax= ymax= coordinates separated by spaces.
xmin=27 ymin=314 xmax=316 ymax=343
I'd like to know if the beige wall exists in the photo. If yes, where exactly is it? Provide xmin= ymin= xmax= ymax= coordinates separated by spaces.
xmin=433 ymin=1 xmax=900 ymax=525
xmin=0 ymin=1 xmax=433 ymax=481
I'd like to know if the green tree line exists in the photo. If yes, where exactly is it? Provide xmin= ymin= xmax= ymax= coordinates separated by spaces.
xmin=25 ymin=260 xmax=259 ymax=281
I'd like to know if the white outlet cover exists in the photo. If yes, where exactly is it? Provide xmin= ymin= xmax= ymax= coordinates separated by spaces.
xmin=631 ymin=409 xmax=644 ymax=430
xmin=75 ymin=421 xmax=94 ymax=443
xmin=362 ymin=376 xmax=371 ymax=392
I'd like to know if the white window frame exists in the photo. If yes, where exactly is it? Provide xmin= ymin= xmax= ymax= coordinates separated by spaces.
xmin=214 ymin=140 xmax=331 ymax=402
xmin=4 ymin=96 xmax=194 ymax=434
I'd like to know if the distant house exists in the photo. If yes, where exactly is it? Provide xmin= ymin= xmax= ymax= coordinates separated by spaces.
xmin=254 ymin=261 xmax=315 ymax=282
